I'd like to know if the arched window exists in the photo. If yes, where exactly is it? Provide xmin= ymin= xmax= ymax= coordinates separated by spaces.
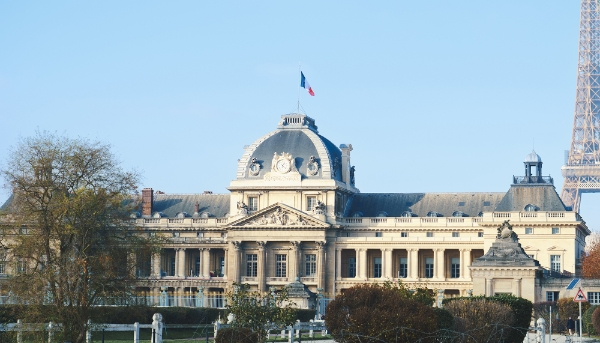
xmin=524 ymin=204 xmax=539 ymax=212
xmin=376 ymin=211 xmax=388 ymax=217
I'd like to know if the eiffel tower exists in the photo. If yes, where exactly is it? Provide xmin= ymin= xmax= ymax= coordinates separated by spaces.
xmin=562 ymin=0 xmax=600 ymax=212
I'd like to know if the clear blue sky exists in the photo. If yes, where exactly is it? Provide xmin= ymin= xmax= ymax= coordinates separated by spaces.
xmin=1 ymin=1 xmax=597 ymax=229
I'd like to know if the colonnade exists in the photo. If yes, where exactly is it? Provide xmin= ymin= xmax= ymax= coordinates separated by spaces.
xmin=334 ymin=247 xmax=476 ymax=281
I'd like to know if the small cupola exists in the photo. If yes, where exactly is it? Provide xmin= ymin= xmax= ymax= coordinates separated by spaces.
xmin=516 ymin=150 xmax=551 ymax=184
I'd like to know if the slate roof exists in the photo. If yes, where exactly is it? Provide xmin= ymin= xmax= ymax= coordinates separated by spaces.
xmin=0 ymin=195 xmax=11 ymax=211
xmin=345 ymin=192 xmax=505 ymax=217
xmin=495 ymin=184 xmax=567 ymax=212
xmin=243 ymin=130 xmax=343 ymax=181
xmin=152 ymin=193 xmax=230 ymax=218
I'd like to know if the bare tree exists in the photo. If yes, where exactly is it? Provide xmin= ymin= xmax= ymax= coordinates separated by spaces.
xmin=1 ymin=132 xmax=153 ymax=343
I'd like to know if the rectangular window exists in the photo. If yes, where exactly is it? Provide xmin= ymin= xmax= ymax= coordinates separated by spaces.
xmin=552 ymin=227 xmax=560 ymax=234
xmin=398 ymin=257 xmax=407 ymax=278
xmin=426 ymin=232 xmax=433 ymax=237
xmin=307 ymin=196 xmax=317 ymax=211
xmin=169 ymin=256 xmax=176 ymax=276
xmin=276 ymin=254 xmax=287 ymax=277
xmin=348 ymin=257 xmax=356 ymax=278
xmin=246 ymin=254 xmax=257 ymax=277
xmin=0 ymin=262 xmax=5 ymax=274
xmin=16 ymin=259 xmax=26 ymax=274
xmin=219 ymin=256 xmax=225 ymax=277
xmin=248 ymin=197 xmax=258 ymax=211
xmin=483 ymin=201 xmax=491 ymax=206
xmin=525 ymin=228 xmax=533 ymax=234
xmin=401 ymin=232 xmax=408 ymax=238
xmin=375 ymin=232 xmax=382 ymax=237
xmin=550 ymin=255 xmax=561 ymax=272
xmin=458 ymin=202 xmax=465 ymax=206
xmin=305 ymin=254 xmax=317 ymax=276
xmin=589 ymin=292 xmax=600 ymax=305
xmin=196 ymin=232 xmax=204 ymax=238
xmin=425 ymin=257 xmax=434 ymax=278
xmin=194 ymin=256 xmax=201 ymax=276
xmin=373 ymin=257 xmax=382 ymax=278
xmin=547 ymin=291 xmax=560 ymax=302
xmin=452 ymin=232 xmax=459 ymax=237
xmin=451 ymin=257 xmax=460 ymax=278
xmin=478 ymin=232 xmax=484 ymax=237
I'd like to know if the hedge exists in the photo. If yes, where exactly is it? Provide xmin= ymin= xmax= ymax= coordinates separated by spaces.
xmin=215 ymin=327 xmax=259 ymax=343
xmin=444 ymin=294 xmax=532 ymax=343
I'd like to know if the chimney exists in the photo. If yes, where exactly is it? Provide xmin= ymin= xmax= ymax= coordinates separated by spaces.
xmin=142 ymin=188 xmax=154 ymax=217
xmin=194 ymin=202 xmax=200 ymax=214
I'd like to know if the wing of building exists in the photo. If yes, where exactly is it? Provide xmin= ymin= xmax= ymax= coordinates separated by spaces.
xmin=126 ymin=113 xmax=595 ymax=307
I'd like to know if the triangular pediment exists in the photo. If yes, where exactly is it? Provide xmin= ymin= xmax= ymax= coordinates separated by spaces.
xmin=228 ymin=203 xmax=331 ymax=229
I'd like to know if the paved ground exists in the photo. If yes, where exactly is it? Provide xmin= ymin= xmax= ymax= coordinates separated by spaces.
xmin=523 ymin=333 xmax=599 ymax=343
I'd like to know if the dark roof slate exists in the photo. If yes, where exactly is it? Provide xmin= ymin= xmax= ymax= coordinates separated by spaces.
xmin=494 ymin=184 xmax=567 ymax=212
xmin=152 ymin=194 xmax=230 ymax=218
xmin=345 ymin=192 xmax=505 ymax=217
xmin=0 ymin=195 xmax=11 ymax=211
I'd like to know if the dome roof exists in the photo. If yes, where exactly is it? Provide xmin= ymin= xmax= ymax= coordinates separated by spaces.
xmin=235 ymin=114 xmax=343 ymax=181
xmin=525 ymin=150 xmax=542 ymax=163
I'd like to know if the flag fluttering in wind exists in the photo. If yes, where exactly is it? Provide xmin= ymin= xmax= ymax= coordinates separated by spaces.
xmin=300 ymin=72 xmax=315 ymax=96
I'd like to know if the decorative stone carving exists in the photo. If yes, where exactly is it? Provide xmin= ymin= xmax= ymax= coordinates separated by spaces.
xmin=248 ymin=157 xmax=261 ymax=176
xmin=240 ymin=207 xmax=317 ymax=227
xmin=313 ymin=200 xmax=326 ymax=215
xmin=350 ymin=165 xmax=356 ymax=185
xmin=307 ymin=156 xmax=320 ymax=175
xmin=332 ymin=157 xmax=340 ymax=177
xmin=472 ymin=220 xmax=538 ymax=267
xmin=496 ymin=220 xmax=518 ymax=241
xmin=271 ymin=152 xmax=294 ymax=174
xmin=316 ymin=241 xmax=326 ymax=249
xmin=237 ymin=201 xmax=248 ymax=216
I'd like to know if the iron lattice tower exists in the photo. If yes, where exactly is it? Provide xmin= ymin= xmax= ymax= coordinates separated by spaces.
xmin=562 ymin=0 xmax=600 ymax=212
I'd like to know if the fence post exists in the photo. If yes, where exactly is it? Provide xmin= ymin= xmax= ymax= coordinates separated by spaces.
xmin=16 ymin=319 xmax=22 ymax=343
xmin=47 ymin=321 xmax=53 ymax=343
xmin=213 ymin=321 xmax=220 ymax=339
xmin=133 ymin=322 xmax=139 ymax=343
xmin=288 ymin=325 xmax=294 ymax=343
xmin=152 ymin=313 xmax=163 ymax=343
xmin=536 ymin=318 xmax=546 ymax=343
xmin=86 ymin=319 xmax=91 ymax=343
xmin=309 ymin=320 xmax=314 ymax=338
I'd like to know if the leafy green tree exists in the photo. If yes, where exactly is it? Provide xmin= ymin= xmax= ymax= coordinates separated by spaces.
xmin=225 ymin=283 xmax=296 ymax=343
xmin=0 ymin=132 xmax=155 ymax=343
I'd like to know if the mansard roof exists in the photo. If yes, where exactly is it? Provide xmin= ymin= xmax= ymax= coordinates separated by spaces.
xmin=495 ymin=184 xmax=567 ymax=212
xmin=345 ymin=192 xmax=505 ymax=217
xmin=152 ymin=193 xmax=230 ymax=218
xmin=235 ymin=114 xmax=343 ymax=182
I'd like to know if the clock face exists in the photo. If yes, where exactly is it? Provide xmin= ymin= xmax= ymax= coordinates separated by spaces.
xmin=276 ymin=159 xmax=291 ymax=173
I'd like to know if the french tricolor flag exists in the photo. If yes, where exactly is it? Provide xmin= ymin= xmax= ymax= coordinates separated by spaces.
xmin=300 ymin=72 xmax=315 ymax=96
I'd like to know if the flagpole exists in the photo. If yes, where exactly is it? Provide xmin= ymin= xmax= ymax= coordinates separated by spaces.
xmin=297 ymin=63 xmax=301 ymax=114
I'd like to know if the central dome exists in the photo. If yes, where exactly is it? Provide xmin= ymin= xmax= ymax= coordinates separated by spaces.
xmin=235 ymin=114 xmax=343 ymax=181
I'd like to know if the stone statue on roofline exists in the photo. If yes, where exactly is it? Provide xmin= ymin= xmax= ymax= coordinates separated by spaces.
xmin=496 ymin=220 xmax=518 ymax=242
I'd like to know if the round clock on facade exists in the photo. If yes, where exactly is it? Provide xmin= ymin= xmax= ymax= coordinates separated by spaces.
xmin=276 ymin=159 xmax=291 ymax=173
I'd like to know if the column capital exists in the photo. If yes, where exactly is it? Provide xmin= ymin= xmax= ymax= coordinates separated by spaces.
xmin=257 ymin=241 xmax=267 ymax=250
xmin=231 ymin=241 xmax=242 ymax=250
xmin=316 ymin=241 xmax=327 ymax=249
xmin=290 ymin=241 xmax=302 ymax=250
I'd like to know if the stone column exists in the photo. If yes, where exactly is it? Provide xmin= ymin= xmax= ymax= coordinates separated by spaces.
xmin=177 ymin=248 xmax=186 ymax=278
xmin=257 ymin=241 xmax=267 ymax=292
xmin=409 ymin=249 xmax=419 ymax=279
xmin=359 ymin=249 xmax=368 ymax=279
xmin=383 ymin=248 xmax=393 ymax=279
xmin=435 ymin=249 xmax=445 ymax=280
xmin=355 ymin=248 xmax=361 ymax=279
xmin=465 ymin=249 xmax=472 ymax=279
xmin=203 ymin=248 xmax=211 ymax=278
xmin=290 ymin=241 xmax=300 ymax=279
xmin=231 ymin=242 xmax=241 ymax=283
xmin=514 ymin=278 xmax=522 ymax=297
xmin=152 ymin=252 xmax=161 ymax=279
xmin=317 ymin=242 xmax=326 ymax=289
xmin=223 ymin=247 xmax=228 ymax=279
xmin=335 ymin=248 xmax=342 ymax=280
xmin=459 ymin=249 xmax=466 ymax=280
xmin=198 ymin=248 xmax=204 ymax=277
xmin=486 ymin=278 xmax=493 ymax=296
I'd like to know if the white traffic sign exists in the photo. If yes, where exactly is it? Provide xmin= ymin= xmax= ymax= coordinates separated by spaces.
xmin=574 ymin=288 xmax=588 ymax=302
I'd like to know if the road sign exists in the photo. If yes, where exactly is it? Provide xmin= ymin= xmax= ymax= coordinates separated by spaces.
xmin=574 ymin=288 xmax=588 ymax=302
xmin=566 ymin=278 xmax=580 ymax=290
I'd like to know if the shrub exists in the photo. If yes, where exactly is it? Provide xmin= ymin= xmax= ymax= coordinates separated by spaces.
xmin=325 ymin=284 xmax=437 ymax=343
xmin=215 ymin=327 xmax=259 ymax=343
xmin=593 ymin=307 xmax=600 ymax=336
xmin=583 ymin=305 xmax=599 ymax=335
xmin=445 ymin=298 xmax=515 ymax=343
xmin=558 ymin=297 xmax=590 ymax=326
